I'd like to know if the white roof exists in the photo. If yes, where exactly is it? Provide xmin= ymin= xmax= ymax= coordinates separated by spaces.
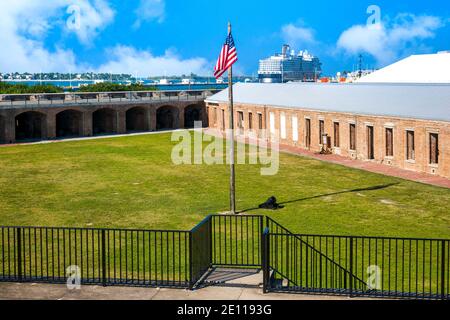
xmin=358 ymin=52 xmax=450 ymax=84
xmin=206 ymin=82 xmax=450 ymax=122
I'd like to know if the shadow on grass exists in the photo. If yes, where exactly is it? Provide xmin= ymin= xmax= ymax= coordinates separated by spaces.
xmin=238 ymin=182 xmax=400 ymax=214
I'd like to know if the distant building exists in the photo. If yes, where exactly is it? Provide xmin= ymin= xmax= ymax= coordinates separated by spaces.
xmin=258 ymin=45 xmax=321 ymax=83
xmin=358 ymin=51 xmax=450 ymax=83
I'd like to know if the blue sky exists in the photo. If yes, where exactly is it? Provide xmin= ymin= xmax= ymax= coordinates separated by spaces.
xmin=0 ymin=0 xmax=449 ymax=76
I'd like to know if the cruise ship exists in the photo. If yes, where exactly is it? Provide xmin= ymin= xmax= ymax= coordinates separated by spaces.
xmin=258 ymin=45 xmax=322 ymax=83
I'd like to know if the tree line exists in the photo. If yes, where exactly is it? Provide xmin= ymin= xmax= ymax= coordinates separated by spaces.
xmin=0 ymin=82 xmax=158 ymax=94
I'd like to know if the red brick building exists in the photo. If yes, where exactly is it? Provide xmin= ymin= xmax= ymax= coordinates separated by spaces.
xmin=206 ymin=83 xmax=450 ymax=179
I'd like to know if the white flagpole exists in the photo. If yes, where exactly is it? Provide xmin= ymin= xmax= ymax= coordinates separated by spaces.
xmin=228 ymin=22 xmax=236 ymax=214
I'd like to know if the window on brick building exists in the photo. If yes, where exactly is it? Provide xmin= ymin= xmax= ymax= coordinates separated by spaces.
xmin=248 ymin=112 xmax=253 ymax=130
xmin=367 ymin=126 xmax=374 ymax=159
xmin=305 ymin=118 xmax=311 ymax=148
xmin=385 ymin=128 xmax=393 ymax=157
xmin=319 ymin=120 xmax=324 ymax=144
xmin=237 ymin=111 xmax=244 ymax=129
xmin=349 ymin=123 xmax=356 ymax=150
xmin=333 ymin=122 xmax=340 ymax=147
xmin=406 ymin=130 xmax=415 ymax=160
xmin=221 ymin=109 xmax=225 ymax=130
xmin=257 ymin=113 xmax=263 ymax=138
xmin=430 ymin=133 xmax=439 ymax=164
xmin=213 ymin=108 xmax=217 ymax=126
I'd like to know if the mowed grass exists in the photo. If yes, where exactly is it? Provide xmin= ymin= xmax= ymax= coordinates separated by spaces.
xmin=0 ymin=132 xmax=449 ymax=239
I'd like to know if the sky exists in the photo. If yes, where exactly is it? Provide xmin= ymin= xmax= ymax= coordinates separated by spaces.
xmin=0 ymin=0 xmax=449 ymax=77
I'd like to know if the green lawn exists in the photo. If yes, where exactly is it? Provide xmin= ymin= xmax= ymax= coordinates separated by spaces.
xmin=0 ymin=132 xmax=449 ymax=239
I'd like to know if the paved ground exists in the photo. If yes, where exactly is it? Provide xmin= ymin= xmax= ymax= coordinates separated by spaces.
xmin=0 ymin=268 xmax=374 ymax=300
xmin=0 ymin=282 xmax=355 ymax=300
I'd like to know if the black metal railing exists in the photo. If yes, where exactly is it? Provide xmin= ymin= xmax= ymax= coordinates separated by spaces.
xmin=1 ymin=216 xmax=449 ymax=299
xmin=211 ymin=215 xmax=263 ymax=267
xmin=0 ymin=226 xmax=190 ymax=288
xmin=265 ymin=217 xmax=367 ymax=294
xmin=190 ymin=216 xmax=212 ymax=288
xmin=264 ymin=231 xmax=450 ymax=299
xmin=0 ymin=89 xmax=220 ymax=108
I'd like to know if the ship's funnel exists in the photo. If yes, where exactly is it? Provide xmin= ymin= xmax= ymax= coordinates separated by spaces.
xmin=282 ymin=44 xmax=290 ymax=57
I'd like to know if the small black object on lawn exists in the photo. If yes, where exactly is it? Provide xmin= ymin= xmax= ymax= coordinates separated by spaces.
xmin=258 ymin=196 xmax=283 ymax=210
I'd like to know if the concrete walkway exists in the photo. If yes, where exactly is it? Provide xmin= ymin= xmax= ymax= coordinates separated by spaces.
xmin=0 ymin=282 xmax=353 ymax=300
xmin=0 ymin=269 xmax=373 ymax=300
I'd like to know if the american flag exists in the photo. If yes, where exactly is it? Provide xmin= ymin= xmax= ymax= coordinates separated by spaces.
xmin=214 ymin=33 xmax=238 ymax=79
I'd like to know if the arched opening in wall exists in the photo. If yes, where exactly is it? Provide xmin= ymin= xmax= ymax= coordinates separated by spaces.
xmin=156 ymin=106 xmax=179 ymax=130
xmin=56 ymin=110 xmax=83 ymax=138
xmin=126 ymin=107 xmax=148 ymax=132
xmin=93 ymin=108 xmax=117 ymax=135
xmin=184 ymin=105 xmax=203 ymax=128
xmin=0 ymin=115 xmax=5 ymax=144
xmin=15 ymin=111 xmax=46 ymax=141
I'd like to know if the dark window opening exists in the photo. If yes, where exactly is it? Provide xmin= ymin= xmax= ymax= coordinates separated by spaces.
xmin=349 ymin=123 xmax=356 ymax=151
xmin=367 ymin=126 xmax=374 ymax=159
xmin=385 ymin=128 xmax=394 ymax=157
xmin=126 ymin=107 xmax=148 ymax=132
xmin=221 ymin=109 xmax=225 ymax=130
xmin=406 ymin=130 xmax=415 ymax=160
xmin=237 ymin=111 xmax=244 ymax=129
xmin=305 ymin=118 xmax=311 ymax=148
xmin=430 ymin=133 xmax=439 ymax=164
xmin=156 ymin=106 xmax=178 ymax=130
xmin=93 ymin=108 xmax=117 ymax=135
xmin=184 ymin=105 xmax=202 ymax=128
xmin=56 ymin=110 xmax=82 ymax=137
xmin=333 ymin=122 xmax=340 ymax=147
xmin=15 ymin=111 xmax=46 ymax=141
xmin=319 ymin=120 xmax=324 ymax=144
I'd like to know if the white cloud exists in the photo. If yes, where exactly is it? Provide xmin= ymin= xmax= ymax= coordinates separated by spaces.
xmin=337 ymin=14 xmax=445 ymax=66
xmin=68 ymin=0 xmax=116 ymax=45
xmin=0 ymin=0 xmax=115 ymax=72
xmin=133 ymin=0 xmax=165 ymax=29
xmin=96 ymin=46 xmax=210 ymax=76
xmin=281 ymin=23 xmax=317 ymax=50
xmin=0 ymin=0 xmax=210 ymax=76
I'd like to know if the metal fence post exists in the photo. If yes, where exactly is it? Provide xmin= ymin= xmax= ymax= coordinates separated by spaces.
xmin=16 ymin=228 xmax=22 ymax=281
xmin=189 ymin=231 xmax=194 ymax=290
xmin=349 ymin=237 xmax=353 ymax=297
xmin=262 ymin=227 xmax=270 ymax=293
xmin=442 ymin=240 xmax=446 ymax=300
xmin=209 ymin=216 xmax=213 ymax=268
xmin=101 ymin=229 xmax=106 ymax=287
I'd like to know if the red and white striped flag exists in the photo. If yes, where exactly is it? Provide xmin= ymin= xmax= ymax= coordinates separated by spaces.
xmin=214 ymin=33 xmax=238 ymax=79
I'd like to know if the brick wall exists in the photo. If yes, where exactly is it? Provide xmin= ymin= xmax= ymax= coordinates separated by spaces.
xmin=0 ymin=101 xmax=206 ymax=144
xmin=207 ymin=102 xmax=450 ymax=179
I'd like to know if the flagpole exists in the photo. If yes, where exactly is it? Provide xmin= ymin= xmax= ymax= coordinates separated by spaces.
xmin=228 ymin=22 xmax=236 ymax=214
